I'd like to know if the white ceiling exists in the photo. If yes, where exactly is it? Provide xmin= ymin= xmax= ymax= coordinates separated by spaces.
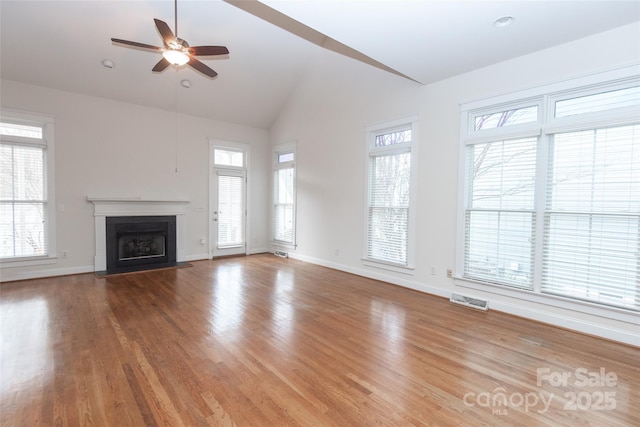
xmin=1 ymin=1 xmax=639 ymax=129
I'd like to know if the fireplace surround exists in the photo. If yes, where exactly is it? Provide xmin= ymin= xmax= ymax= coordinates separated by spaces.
xmin=105 ymin=215 xmax=176 ymax=274
xmin=87 ymin=197 xmax=189 ymax=275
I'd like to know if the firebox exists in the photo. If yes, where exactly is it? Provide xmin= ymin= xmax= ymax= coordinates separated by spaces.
xmin=105 ymin=215 xmax=177 ymax=274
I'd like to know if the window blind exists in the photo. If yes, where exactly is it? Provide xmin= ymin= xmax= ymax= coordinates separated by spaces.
xmin=543 ymin=124 xmax=639 ymax=310
xmin=0 ymin=136 xmax=47 ymax=258
xmin=367 ymin=151 xmax=410 ymax=265
xmin=463 ymin=137 xmax=537 ymax=289
xmin=217 ymin=174 xmax=244 ymax=248
xmin=274 ymin=167 xmax=294 ymax=243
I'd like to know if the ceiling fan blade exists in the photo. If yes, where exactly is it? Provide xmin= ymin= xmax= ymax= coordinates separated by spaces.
xmin=111 ymin=38 xmax=162 ymax=51
xmin=152 ymin=58 xmax=171 ymax=73
xmin=189 ymin=46 xmax=229 ymax=56
xmin=154 ymin=19 xmax=175 ymax=45
xmin=188 ymin=58 xmax=218 ymax=78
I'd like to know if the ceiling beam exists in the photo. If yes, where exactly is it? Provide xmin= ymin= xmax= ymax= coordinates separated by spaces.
xmin=224 ymin=0 xmax=421 ymax=84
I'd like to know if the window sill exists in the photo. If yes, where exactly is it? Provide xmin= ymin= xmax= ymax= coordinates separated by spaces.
xmin=272 ymin=241 xmax=297 ymax=251
xmin=362 ymin=258 xmax=415 ymax=275
xmin=0 ymin=256 xmax=57 ymax=268
xmin=454 ymin=275 xmax=639 ymax=323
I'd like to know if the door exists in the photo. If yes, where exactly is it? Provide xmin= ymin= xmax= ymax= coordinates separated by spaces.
xmin=210 ymin=144 xmax=248 ymax=257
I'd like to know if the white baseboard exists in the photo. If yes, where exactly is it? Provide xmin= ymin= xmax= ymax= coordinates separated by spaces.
xmin=184 ymin=253 xmax=209 ymax=262
xmin=288 ymin=252 xmax=450 ymax=299
xmin=184 ymin=249 xmax=268 ymax=261
xmin=0 ymin=265 xmax=95 ymax=282
xmin=489 ymin=299 xmax=640 ymax=347
xmin=288 ymin=252 xmax=639 ymax=347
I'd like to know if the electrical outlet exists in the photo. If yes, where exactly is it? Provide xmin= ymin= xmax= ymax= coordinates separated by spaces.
xmin=61 ymin=250 xmax=68 ymax=259
xmin=447 ymin=269 xmax=453 ymax=278
xmin=199 ymin=237 xmax=206 ymax=245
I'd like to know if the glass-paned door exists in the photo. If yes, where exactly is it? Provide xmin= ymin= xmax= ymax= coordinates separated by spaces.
xmin=213 ymin=170 xmax=246 ymax=256
xmin=210 ymin=143 xmax=248 ymax=258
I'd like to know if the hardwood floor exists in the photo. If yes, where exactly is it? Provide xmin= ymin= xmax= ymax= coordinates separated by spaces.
xmin=1 ymin=254 xmax=638 ymax=426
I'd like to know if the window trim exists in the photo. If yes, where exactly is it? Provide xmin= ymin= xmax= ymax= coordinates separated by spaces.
xmin=362 ymin=115 xmax=419 ymax=271
xmin=0 ymin=109 xmax=56 ymax=266
xmin=272 ymin=142 xmax=297 ymax=249
xmin=455 ymin=64 xmax=640 ymax=316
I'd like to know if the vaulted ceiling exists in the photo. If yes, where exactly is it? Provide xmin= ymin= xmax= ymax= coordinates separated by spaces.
xmin=1 ymin=1 xmax=638 ymax=129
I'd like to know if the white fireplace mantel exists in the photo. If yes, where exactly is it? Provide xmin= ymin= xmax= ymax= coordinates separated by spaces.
xmin=87 ymin=197 xmax=190 ymax=271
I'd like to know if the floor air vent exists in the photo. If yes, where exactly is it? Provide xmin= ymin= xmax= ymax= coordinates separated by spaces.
xmin=274 ymin=250 xmax=288 ymax=258
xmin=450 ymin=293 xmax=489 ymax=311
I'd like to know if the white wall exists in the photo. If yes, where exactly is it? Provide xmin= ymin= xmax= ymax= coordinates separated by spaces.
xmin=269 ymin=23 xmax=640 ymax=345
xmin=0 ymin=80 xmax=270 ymax=281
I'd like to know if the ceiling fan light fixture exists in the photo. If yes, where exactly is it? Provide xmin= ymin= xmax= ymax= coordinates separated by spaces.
xmin=163 ymin=49 xmax=190 ymax=66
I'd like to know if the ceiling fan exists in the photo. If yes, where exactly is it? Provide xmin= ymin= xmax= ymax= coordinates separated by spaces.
xmin=110 ymin=0 xmax=229 ymax=78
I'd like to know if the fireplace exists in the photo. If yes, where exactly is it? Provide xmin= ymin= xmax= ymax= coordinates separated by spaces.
xmin=105 ymin=216 xmax=177 ymax=274
xmin=87 ymin=197 xmax=190 ymax=274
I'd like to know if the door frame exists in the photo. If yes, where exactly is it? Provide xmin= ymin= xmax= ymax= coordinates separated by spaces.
xmin=209 ymin=139 xmax=251 ymax=258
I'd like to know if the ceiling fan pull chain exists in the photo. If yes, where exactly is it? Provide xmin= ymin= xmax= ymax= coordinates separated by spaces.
xmin=174 ymin=0 xmax=178 ymax=38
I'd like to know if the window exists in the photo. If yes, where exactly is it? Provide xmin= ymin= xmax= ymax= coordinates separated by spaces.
xmin=459 ymin=71 xmax=639 ymax=311
xmin=273 ymin=144 xmax=296 ymax=246
xmin=554 ymin=86 xmax=640 ymax=118
xmin=464 ymin=137 xmax=537 ymax=289
xmin=543 ymin=124 xmax=639 ymax=308
xmin=473 ymin=105 xmax=538 ymax=131
xmin=1 ymin=111 xmax=55 ymax=262
xmin=365 ymin=116 xmax=418 ymax=268
xmin=214 ymin=148 xmax=244 ymax=167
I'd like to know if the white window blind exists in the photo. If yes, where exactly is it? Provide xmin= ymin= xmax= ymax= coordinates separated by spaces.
xmin=274 ymin=167 xmax=294 ymax=243
xmin=367 ymin=150 xmax=411 ymax=265
xmin=543 ymin=124 xmax=639 ymax=310
xmin=464 ymin=137 xmax=537 ymax=288
xmin=217 ymin=175 xmax=244 ymax=248
xmin=0 ymin=122 xmax=48 ymax=259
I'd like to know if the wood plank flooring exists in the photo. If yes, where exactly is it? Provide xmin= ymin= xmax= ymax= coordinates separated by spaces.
xmin=1 ymin=254 xmax=638 ymax=426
